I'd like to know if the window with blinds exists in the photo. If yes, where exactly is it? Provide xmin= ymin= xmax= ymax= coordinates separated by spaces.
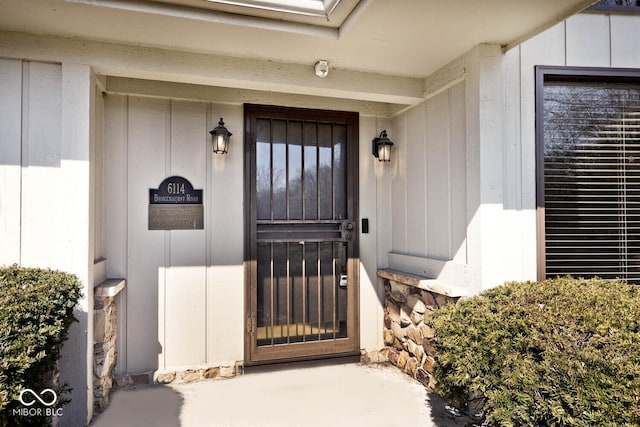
xmin=588 ymin=0 xmax=640 ymax=13
xmin=539 ymin=70 xmax=640 ymax=283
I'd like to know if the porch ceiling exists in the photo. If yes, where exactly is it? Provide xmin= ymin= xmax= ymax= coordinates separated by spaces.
xmin=1 ymin=0 xmax=595 ymax=80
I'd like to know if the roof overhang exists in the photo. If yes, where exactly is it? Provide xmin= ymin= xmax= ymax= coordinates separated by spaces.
xmin=0 ymin=0 xmax=597 ymax=78
xmin=0 ymin=0 xmax=596 ymax=111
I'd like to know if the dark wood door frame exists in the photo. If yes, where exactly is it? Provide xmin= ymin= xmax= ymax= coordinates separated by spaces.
xmin=243 ymin=104 xmax=360 ymax=365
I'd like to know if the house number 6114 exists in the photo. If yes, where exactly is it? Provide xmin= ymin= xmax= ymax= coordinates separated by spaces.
xmin=166 ymin=183 xmax=185 ymax=195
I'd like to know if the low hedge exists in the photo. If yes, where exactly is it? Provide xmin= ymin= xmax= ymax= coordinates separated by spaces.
xmin=0 ymin=265 xmax=82 ymax=426
xmin=429 ymin=277 xmax=640 ymax=426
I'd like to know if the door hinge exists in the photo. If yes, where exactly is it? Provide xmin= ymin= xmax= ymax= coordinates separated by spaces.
xmin=247 ymin=316 xmax=257 ymax=335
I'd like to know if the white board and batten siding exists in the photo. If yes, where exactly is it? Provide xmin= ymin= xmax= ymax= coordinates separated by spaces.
xmin=387 ymin=12 xmax=640 ymax=294
xmin=504 ymin=12 xmax=640 ymax=285
xmin=0 ymin=59 xmax=97 ymax=426
xmin=389 ymin=82 xmax=468 ymax=289
xmin=103 ymin=95 xmax=244 ymax=373
xmin=359 ymin=115 xmax=392 ymax=354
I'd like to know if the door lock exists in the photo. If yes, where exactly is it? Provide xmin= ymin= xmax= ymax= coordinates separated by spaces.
xmin=342 ymin=221 xmax=354 ymax=240
xmin=339 ymin=274 xmax=348 ymax=288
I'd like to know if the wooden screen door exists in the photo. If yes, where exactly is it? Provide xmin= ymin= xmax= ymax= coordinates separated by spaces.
xmin=244 ymin=104 xmax=359 ymax=364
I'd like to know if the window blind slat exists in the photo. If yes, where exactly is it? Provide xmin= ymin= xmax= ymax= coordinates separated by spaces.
xmin=544 ymin=82 xmax=640 ymax=283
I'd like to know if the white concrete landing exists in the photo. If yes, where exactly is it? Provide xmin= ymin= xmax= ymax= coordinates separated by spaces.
xmin=90 ymin=362 xmax=473 ymax=427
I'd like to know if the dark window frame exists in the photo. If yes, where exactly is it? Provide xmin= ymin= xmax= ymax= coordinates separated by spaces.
xmin=535 ymin=66 xmax=640 ymax=281
xmin=586 ymin=0 xmax=640 ymax=13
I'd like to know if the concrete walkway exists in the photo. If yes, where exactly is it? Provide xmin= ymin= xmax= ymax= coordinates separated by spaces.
xmin=91 ymin=362 xmax=474 ymax=427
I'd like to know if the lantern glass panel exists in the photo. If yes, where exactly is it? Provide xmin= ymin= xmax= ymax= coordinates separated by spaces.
xmin=378 ymin=143 xmax=391 ymax=162
xmin=214 ymin=134 xmax=228 ymax=154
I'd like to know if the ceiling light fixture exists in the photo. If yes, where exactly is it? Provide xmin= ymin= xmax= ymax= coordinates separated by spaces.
xmin=315 ymin=60 xmax=329 ymax=78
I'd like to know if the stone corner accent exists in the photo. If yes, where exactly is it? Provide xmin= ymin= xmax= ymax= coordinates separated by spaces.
xmin=377 ymin=268 xmax=468 ymax=298
xmin=203 ymin=367 xmax=219 ymax=379
xmin=360 ymin=348 xmax=390 ymax=364
xmin=376 ymin=269 xmax=462 ymax=392
xmin=180 ymin=369 xmax=201 ymax=383
xmin=94 ymin=278 xmax=126 ymax=298
xmin=156 ymin=371 xmax=177 ymax=384
xmin=93 ymin=279 xmax=125 ymax=415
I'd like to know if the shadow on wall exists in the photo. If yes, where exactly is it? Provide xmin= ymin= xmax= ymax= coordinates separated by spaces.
xmin=90 ymin=385 xmax=182 ymax=427
xmin=56 ymin=310 xmax=88 ymax=427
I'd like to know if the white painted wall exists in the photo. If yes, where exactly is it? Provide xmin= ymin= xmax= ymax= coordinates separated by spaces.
xmin=359 ymin=115 xmax=392 ymax=356
xmin=0 ymin=59 xmax=96 ymax=426
xmin=391 ymin=84 xmax=467 ymax=264
xmin=0 ymin=60 xmax=22 ymax=265
xmin=389 ymin=79 xmax=469 ymax=290
xmin=103 ymin=96 xmax=244 ymax=372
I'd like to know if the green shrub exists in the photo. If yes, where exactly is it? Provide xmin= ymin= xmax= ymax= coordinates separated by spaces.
xmin=0 ymin=265 xmax=82 ymax=426
xmin=430 ymin=277 xmax=640 ymax=427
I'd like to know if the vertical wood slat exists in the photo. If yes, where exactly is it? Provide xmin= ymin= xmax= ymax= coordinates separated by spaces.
xmin=126 ymin=97 xmax=168 ymax=371
xmin=286 ymin=242 xmax=291 ymax=343
xmin=0 ymin=59 xmax=22 ymax=266
xmin=317 ymin=243 xmax=322 ymax=340
xmin=270 ymin=119 xmax=274 ymax=221
xmin=302 ymin=242 xmax=307 ymax=342
xmin=286 ymin=121 xmax=290 ymax=221
xmin=332 ymin=124 xmax=336 ymax=220
xmin=165 ymin=100 xmax=207 ymax=368
xmin=269 ymin=243 xmax=274 ymax=345
xmin=300 ymin=121 xmax=307 ymax=221
xmin=301 ymin=122 xmax=306 ymax=222
xmin=318 ymin=123 xmax=332 ymax=220
xmin=316 ymin=123 xmax=320 ymax=220
xmin=332 ymin=242 xmax=337 ymax=339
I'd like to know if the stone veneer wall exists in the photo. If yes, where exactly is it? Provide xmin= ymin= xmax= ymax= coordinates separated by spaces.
xmin=154 ymin=364 xmax=242 ymax=384
xmin=111 ymin=363 xmax=242 ymax=389
xmin=376 ymin=269 xmax=461 ymax=391
xmin=93 ymin=279 xmax=125 ymax=414
xmin=93 ymin=294 xmax=117 ymax=413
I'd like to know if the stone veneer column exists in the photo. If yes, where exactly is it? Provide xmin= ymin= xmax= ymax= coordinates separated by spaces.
xmin=93 ymin=279 xmax=125 ymax=414
xmin=376 ymin=269 xmax=466 ymax=390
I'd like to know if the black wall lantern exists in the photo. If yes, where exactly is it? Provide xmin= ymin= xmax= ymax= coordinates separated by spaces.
xmin=372 ymin=130 xmax=394 ymax=162
xmin=209 ymin=118 xmax=232 ymax=154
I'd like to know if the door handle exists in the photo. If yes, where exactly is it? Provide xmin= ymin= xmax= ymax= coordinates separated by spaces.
xmin=342 ymin=221 xmax=354 ymax=241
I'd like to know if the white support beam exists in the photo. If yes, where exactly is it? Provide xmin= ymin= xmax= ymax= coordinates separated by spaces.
xmin=106 ymin=77 xmax=402 ymax=117
xmin=0 ymin=30 xmax=425 ymax=107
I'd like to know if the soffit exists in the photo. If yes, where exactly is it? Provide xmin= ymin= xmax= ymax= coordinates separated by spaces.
xmin=0 ymin=0 xmax=596 ymax=79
